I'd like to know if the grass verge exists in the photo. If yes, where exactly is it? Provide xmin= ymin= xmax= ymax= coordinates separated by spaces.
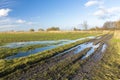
xmin=0 ymin=38 xmax=91 ymax=78
xmin=0 ymin=44 xmax=46 ymax=59
xmin=0 ymin=32 xmax=101 ymax=45
xmin=90 ymin=32 xmax=120 ymax=80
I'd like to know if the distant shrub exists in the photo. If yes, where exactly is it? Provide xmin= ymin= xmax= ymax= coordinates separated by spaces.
xmin=29 ymin=29 xmax=35 ymax=32
xmin=47 ymin=27 xmax=60 ymax=31
xmin=38 ymin=28 xmax=44 ymax=31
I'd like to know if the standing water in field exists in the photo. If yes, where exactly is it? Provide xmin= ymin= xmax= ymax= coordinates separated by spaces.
xmin=5 ymin=46 xmax=56 ymax=59
xmin=1 ymin=40 xmax=70 ymax=48
xmin=0 ymin=36 xmax=96 ymax=48
xmin=81 ymin=43 xmax=100 ymax=59
xmin=101 ymin=44 xmax=107 ymax=52
xmin=5 ymin=41 xmax=72 ymax=59
xmin=55 ymin=42 xmax=100 ymax=58
xmin=4 ymin=36 xmax=97 ymax=59
xmin=74 ymin=42 xmax=100 ymax=54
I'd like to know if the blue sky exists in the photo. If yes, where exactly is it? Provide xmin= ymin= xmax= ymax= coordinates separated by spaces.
xmin=0 ymin=0 xmax=120 ymax=31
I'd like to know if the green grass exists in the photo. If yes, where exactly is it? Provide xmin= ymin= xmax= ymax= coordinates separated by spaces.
xmin=0 ymin=32 xmax=102 ymax=59
xmin=111 ymin=38 xmax=120 ymax=42
xmin=0 ymin=40 xmax=71 ymax=59
xmin=0 ymin=44 xmax=46 ymax=59
xmin=0 ymin=38 xmax=91 ymax=78
xmin=0 ymin=32 xmax=101 ymax=45
xmin=0 ymin=31 xmax=103 ymax=79
xmin=90 ymin=38 xmax=120 ymax=80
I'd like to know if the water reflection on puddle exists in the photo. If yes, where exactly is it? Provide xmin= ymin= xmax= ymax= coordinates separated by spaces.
xmin=74 ymin=42 xmax=100 ymax=54
xmin=53 ymin=42 xmax=100 ymax=59
xmin=81 ymin=43 xmax=100 ymax=60
xmin=4 ymin=36 xmax=97 ymax=59
xmin=81 ymin=43 xmax=107 ymax=60
xmin=1 ymin=40 xmax=70 ymax=48
xmin=6 ymin=46 xmax=56 ymax=59
xmin=0 ymin=36 xmax=96 ymax=48
xmin=101 ymin=44 xmax=107 ymax=52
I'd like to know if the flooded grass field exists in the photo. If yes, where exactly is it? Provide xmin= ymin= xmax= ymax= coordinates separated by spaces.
xmin=0 ymin=32 xmax=100 ymax=46
xmin=1 ymin=0 xmax=120 ymax=79
xmin=0 ymin=31 xmax=119 ymax=80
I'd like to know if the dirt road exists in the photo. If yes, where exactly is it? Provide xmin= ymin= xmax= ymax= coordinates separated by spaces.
xmin=2 ymin=34 xmax=113 ymax=80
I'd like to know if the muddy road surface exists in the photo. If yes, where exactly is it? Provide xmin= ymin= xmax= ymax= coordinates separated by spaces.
xmin=1 ymin=34 xmax=113 ymax=80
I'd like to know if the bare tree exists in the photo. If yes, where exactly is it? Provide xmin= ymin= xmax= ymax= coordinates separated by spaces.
xmin=103 ymin=21 xmax=115 ymax=30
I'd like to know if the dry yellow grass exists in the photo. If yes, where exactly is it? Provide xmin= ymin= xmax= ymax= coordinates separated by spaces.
xmin=114 ymin=30 xmax=120 ymax=39
xmin=0 ymin=30 xmax=105 ymax=34
xmin=113 ymin=30 xmax=120 ymax=55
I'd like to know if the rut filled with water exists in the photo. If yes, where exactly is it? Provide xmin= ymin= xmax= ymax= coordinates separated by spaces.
xmin=4 ymin=36 xmax=96 ymax=59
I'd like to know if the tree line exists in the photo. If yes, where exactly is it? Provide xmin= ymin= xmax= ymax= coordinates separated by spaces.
xmin=29 ymin=27 xmax=60 ymax=32
xmin=73 ymin=20 xmax=120 ymax=31
xmin=96 ymin=20 xmax=120 ymax=30
xmin=14 ymin=20 xmax=120 ymax=32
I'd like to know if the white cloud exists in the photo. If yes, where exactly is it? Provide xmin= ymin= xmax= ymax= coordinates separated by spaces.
xmin=16 ymin=19 xmax=26 ymax=24
xmin=16 ymin=19 xmax=34 ymax=26
xmin=94 ymin=8 xmax=107 ymax=16
xmin=0 ymin=0 xmax=15 ymax=9
xmin=0 ymin=8 xmax=11 ymax=17
xmin=0 ymin=17 xmax=37 ymax=31
xmin=0 ymin=18 xmax=16 ymax=29
xmin=85 ymin=0 xmax=120 ymax=20
xmin=27 ymin=22 xmax=33 ymax=25
xmin=85 ymin=0 xmax=100 ymax=7
xmin=94 ymin=7 xmax=120 ymax=19
xmin=0 ymin=24 xmax=16 ymax=29
xmin=107 ymin=7 xmax=120 ymax=13
xmin=0 ymin=18 xmax=10 ymax=23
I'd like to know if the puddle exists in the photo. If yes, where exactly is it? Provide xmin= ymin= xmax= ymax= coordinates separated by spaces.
xmin=74 ymin=36 xmax=96 ymax=42
xmin=93 ymin=44 xmax=107 ymax=61
xmin=96 ymin=36 xmax=101 ymax=39
xmin=55 ymin=42 xmax=100 ymax=59
xmin=47 ymin=36 xmax=96 ymax=57
xmin=101 ymin=44 xmax=107 ymax=52
xmin=74 ymin=42 xmax=100 ymax=54
xmin=5 ymin=46 xmax=56 ymax=59
xmin=0 ymin=36 xmax=96 ymax=48
xmin=4 ymin=36 xmax=98 ymax=59
xmin=0 ymin=40 xmax=70 ymax=48
xmin=81 ymin=43 xmax=100 ymax=60
xmin=5 ymin=42 xmax=73 ymax=59
xmin=81 ymin=43 xmax=107 ymax=60
xmin=54 ymin=44 xmax=81 ymax=57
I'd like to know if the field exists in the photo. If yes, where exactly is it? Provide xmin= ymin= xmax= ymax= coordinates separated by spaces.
xmin=0 ymin=31 xmax=120 ymax=80
xmin=0 ymin=31 xmax=102 ymax=59
xmin=90 ymin=31 xmax=120 ymax=80
xmin=0 ymin=31 xmax=102 ymax=46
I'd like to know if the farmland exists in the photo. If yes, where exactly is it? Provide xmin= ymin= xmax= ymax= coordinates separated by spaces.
xmin=0 ymin=31 xmax=102 ymax=46
xmin=90 ymin=31 xmax=120 ymax=80
xmin=0 ymin=0 xmax=120 ymax=80
xmin=0 ymin=31 xmax=119 ymax=80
